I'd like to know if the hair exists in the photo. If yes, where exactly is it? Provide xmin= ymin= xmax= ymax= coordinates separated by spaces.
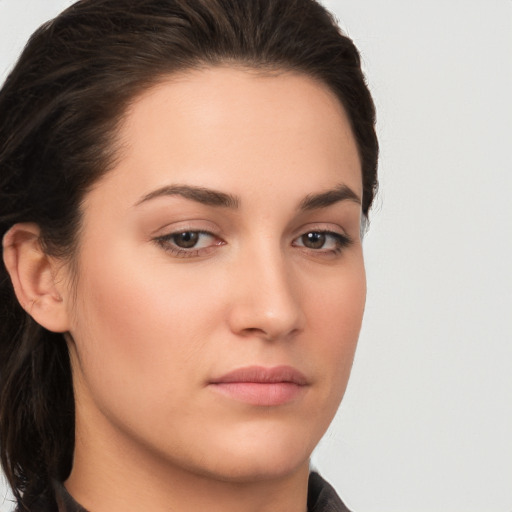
xmin=0 ymin=0 xmax=378 ymax=508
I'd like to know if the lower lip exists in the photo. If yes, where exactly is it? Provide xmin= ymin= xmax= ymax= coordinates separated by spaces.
xmin=209 ymin=382 xmax=306 ymax=406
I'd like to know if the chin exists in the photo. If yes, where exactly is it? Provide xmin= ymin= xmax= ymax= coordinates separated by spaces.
xmin=191 ymin=426 xmax=316 ymax=483
xmin=206 ymin=456 xmax=310 ymax=484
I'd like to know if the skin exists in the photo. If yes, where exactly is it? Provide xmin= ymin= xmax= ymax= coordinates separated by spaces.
xmin=5 ymin=67 xmax=366 ymax=512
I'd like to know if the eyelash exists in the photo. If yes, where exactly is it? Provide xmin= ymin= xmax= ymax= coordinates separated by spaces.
xmin=154 ymin=229 xmax=352 ymax=258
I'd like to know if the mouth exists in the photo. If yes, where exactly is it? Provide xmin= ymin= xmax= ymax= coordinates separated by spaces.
xmin=209 ymin=365 xmax=309 ymax=406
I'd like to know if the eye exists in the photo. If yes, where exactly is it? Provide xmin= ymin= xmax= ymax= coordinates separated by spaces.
xmin=171 ymin=231 xmax=205 ymax=249
xmin=293 ymin=230 xmax=352 ymax=254
xmin=154 ymin=230 xmax=224 ymax=257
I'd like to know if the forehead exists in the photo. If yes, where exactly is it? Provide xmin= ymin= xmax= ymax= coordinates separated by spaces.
xmin=90 ymin=66 xmax=362 ymax=207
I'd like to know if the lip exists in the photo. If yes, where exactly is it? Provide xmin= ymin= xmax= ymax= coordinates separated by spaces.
xmin=209 ymin=365 xmax=308 ymax=406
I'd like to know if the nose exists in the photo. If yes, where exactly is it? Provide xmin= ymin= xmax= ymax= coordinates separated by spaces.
xmin=226 ymin=246 xmax=305 ymax=341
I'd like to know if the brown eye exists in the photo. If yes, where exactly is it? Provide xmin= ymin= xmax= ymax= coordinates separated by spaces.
xmin=155 ymin=230 xmax=223 ymax=257
xmin=293 ymin=230 xmax=352 ymax=254
xmin=301 ymin=232 xmax=326 ymax=249
xmin=172 ymin=231 xmax=200 ymax=248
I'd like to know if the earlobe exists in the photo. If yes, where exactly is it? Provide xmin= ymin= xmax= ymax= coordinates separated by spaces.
xmin=2 ymin=223 xmax=71 ymax=333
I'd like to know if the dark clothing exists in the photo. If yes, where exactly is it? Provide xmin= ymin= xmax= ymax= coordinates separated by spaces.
xmin=307 ymin=472 xmax=352 ymax=512
xmin=19 ymin=472 xmax=351 ymax=512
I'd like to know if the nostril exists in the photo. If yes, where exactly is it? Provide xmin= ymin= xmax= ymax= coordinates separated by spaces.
xmin=239 ymin=325 xmax=302 ymax=342
xmin=241 ymin=326 xmax=268 ymax=337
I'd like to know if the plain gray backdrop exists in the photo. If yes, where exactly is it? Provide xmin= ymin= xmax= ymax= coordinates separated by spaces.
xmin=1 ymin=1 xmax=511 ymax=511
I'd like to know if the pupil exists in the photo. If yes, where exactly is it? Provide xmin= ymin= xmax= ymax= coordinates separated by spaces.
xmin=174 ymin=232 xmax=199 ymax=248
xmin=303 ymin=232 xmax=325 ymax=249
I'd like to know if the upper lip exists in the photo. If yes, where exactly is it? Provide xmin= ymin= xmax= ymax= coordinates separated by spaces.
xmin=210 ymin=365 xmax=308 ymax=385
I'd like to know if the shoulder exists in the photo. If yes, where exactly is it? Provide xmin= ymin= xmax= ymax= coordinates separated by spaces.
xmin=14 ymin=497 xmax=58 ymax=512
xmin=308 ymin=472 xmax=353 ymax=512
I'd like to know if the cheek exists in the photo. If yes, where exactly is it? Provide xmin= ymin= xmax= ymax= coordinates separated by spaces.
xmin=68 ymin=247 xmax=225 ymax=403
xmin=303 ymin=260 xmax=366 ymax=395
xmin=308 ymin=255 xmax=366 ymax=336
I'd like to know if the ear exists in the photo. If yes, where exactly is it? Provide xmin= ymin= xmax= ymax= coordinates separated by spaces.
xmin=2 ymin=223 xmax=71 ymax=333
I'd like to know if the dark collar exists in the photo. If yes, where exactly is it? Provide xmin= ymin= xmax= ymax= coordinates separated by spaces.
xmin=53 ymin=481 xmax=87 ymax=512
xmin=307 ymin=472 xmax=352 ymax=512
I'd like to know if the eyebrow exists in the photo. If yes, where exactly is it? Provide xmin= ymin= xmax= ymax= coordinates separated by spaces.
xmin=135 ymin=184 xmax=240 ymax=208
xmin=135 ymin=183 xmax=360 ymax=210
xmin=298 ymin=184 xmax=361 ymax=211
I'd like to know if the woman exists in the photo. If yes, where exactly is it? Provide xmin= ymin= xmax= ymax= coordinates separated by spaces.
xmin=0 ymin=0 xmax=378 ymax=511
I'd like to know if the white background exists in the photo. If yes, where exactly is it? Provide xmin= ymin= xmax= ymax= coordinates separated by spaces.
xmin=1 ymin=1 xmax=511 ymax=511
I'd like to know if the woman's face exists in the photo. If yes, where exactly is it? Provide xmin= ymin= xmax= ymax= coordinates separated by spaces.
xmin=63 ymin=67 xmax=365 ymax=482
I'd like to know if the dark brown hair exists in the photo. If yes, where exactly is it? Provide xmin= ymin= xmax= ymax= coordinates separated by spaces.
xmin=0 ymin=0 xmax=378 ymax=509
